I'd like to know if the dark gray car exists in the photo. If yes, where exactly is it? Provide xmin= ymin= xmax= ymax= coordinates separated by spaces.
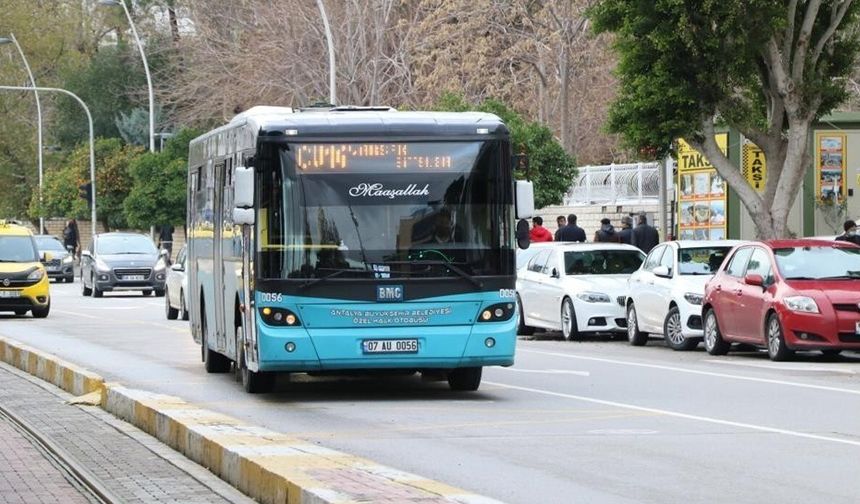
xmin=35 ymin=235 xmax=75 ymax=283
xmin=80 ymin=232 xmax=167 ymax=297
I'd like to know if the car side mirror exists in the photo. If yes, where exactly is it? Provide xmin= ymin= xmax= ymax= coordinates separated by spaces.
xmin=744 ymin=273 xmax=764 ymax=287
xmin=551 ymin=267 xmax=560 ymax=279
xmin=171 ymin=263 xmax=184 ymax=272
xmin=653 ymin=265 xmax=672 ymax=278
xmin=81 ymin=250 xmax=92 ymax=259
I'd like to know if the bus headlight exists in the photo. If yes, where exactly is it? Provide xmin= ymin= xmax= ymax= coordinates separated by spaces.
xmin=478 ymin=303 xmax=515 ymax=322
xmin=259 ymin=307 xmax=301 ymax=326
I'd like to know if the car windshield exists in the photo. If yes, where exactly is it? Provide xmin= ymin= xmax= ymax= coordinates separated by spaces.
xmin=564 ymin=249 xmax=644 ymax=275
xmin=35 ymin=236 xmax=67 ymax=252
xmin=0 ymin=236 xmax=39 ymax=262
xmin=774 ymin=246 xmax=860 ymax=279
xmin=97 ymin=235 xmax=157 ymax=255
xmin=678 ymin=246 xmax=732 ymax=275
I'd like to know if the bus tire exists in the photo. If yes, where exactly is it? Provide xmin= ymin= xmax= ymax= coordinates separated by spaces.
xmin=202 ymin=310 xmax=231 ymax=373
xmin=448 ymin=367 xmax=482 ymax=391
xmin=236 ymin=323 xmax=273 ymax=393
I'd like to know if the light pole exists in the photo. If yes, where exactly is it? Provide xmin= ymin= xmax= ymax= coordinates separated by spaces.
xmin=99 ymin=0 xmax=155 ymax=153
xmin=315 ymin=0 xmax=336 ymax=105
xmin=0 ymin=86 xmax=97 ymax=239
xmin=0 ymin=33 xmax=44 ymax=234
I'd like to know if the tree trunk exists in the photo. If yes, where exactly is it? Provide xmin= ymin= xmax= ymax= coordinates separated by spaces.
xmin=168 ymin=4 xmax=180 ymax=43
xmin=559 ymin=46 xmax=570 ymax=152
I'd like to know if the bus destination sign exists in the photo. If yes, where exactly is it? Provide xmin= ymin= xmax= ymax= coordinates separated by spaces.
xmin=294 ymin=143 xmax=458 ymax=171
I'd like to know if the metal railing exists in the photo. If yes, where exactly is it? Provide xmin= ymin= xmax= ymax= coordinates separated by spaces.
xmin=563 ymin=162 xmax=660 ymax=206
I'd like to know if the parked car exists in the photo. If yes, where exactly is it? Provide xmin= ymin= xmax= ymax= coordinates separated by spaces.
xmin=626 ymin=240 xmax=743 ymax=350
xmin=515 ymin=241 xmax=556 ymax=272
xmin=702 ymin=239 xmax=860 ymax=360
xmin=34 ymin=234 xmax=75 ymax=283
xmin=80 ymin=232 xmax=168 ymax=298
xmin=0 ymin=220 xmax=51 ymax=317
xmin=517 ymin=243 xmax=646 ymax=340
xmin=165 ymin=245 xmax=189 ymax=320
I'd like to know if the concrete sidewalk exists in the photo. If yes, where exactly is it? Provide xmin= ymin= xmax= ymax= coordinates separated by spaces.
xmin=0 ymin=362 xmax=253 ymax=504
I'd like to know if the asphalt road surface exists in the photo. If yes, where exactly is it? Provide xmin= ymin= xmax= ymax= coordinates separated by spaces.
xmin=2 ymin=282 xmax=859 ymax=504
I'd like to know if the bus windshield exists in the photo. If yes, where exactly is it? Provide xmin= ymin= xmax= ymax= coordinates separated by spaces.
xmin=258 ymin=141 xmax=512 ymax=280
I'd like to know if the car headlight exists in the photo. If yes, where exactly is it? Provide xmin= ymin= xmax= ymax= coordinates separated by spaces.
xmin=27 ymin=269 xmax=44 ymax=280
xmin=784 ymin=296 xmax=819 ymax=314
xmin=62 ymin=255 xmax=74 ymax=264
xmin=683 ymin=292 xmax=703 ymax=305
xmin=576 ymin=291 xmax=611 ymax=303
xmin=95 ymin=258 xmax=111 ymax=272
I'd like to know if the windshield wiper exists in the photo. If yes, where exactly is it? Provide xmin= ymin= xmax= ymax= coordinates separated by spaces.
xmin=785 ymin=276 xmax=818 ymax=280
xmin=297 ymin=268 xmax=370 ymax=290
xmin=818 ymin=274 xmax=860 ymax=280
xmin=385 ymin=260 xmax=483 ymax=288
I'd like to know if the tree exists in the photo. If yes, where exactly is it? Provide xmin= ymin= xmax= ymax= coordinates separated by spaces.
xmin=123 ymin=128 xmax=199 ymax=229
xmin=434 ymin=93 xmax=577 ymax=208
xmin=591 ymin=1 xmax=860 ymax=239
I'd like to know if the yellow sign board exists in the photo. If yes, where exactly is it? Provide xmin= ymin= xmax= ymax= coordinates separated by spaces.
xmin=676 ymin=134 xmax=728 ymax=241
xmin=741 ymin=140 xmax=766 ymax=192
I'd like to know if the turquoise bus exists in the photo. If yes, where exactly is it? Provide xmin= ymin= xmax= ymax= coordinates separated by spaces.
xmin=186 ymin=106 xmax=533 ymax=393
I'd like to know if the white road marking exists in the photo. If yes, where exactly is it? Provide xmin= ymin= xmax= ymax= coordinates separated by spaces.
xmin=704 ymin=359 xmax=858 ymax=375
xmin=53 ymin=309 xmax=100 ymax=320
xmin=485 ymin=381 xmax=860 ymax=448
xmin=518 ymin=348 xmax=860 ymax=396
xmin=500 ymin=368 xmax=590 ymax=377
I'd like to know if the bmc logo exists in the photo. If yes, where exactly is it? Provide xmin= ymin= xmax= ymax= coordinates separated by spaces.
xmin=377 ymin=285 xmax=404 ymax=302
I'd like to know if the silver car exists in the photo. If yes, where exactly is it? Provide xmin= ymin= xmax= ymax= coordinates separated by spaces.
xmin=34 ymin=235 xmax=75 ymax=283
xmin=165 ymin=245 xmax=189 ymax=320
xmin=80 ymin=232 xmax=168 ymax=297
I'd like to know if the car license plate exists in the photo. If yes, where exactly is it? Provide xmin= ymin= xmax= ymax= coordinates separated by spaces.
xmin=123 ymin=275 xmax=145 ymax=281
xmin=0 ymin=290 xmax=21 ymax=298
xmin=362 ymin=339 xmax=418 ymax=354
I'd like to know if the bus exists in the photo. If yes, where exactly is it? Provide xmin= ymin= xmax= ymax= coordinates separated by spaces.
xmin=186 ymin=106 xmax=534 ymax=393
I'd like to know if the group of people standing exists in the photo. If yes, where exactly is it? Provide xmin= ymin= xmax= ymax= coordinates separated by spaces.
xmin=529 ymin=213 xmax=660 ymax=253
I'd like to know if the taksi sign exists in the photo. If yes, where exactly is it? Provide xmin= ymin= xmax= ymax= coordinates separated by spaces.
xmin=741 ymin=139 xmax=767 ymax=192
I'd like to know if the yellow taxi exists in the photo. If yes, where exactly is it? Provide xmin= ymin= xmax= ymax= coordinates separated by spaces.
xmin=0 ymin=220 xmax=51 ymax=317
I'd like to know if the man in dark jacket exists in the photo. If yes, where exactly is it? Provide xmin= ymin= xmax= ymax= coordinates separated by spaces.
xmin=556 ymin=213 xmax=586 ymax=242
xmin=594 ymin=218 xmax=620 ymax=242
xmin=554 ymin=216 xmax=566 ymax=241
xmin=835 ymin=220 xmax=860 ymax=245
xmin=631 ymin=213 xmax=659 ymax=253
xmin=618 ymin=216 xmax=634 ymax=245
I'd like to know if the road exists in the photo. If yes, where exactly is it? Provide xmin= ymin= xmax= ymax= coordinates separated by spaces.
xmin=2 ymin=282 xmax=860 ymax=504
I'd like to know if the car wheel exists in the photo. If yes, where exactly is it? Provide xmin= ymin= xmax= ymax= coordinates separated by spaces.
xmin=766 ymin=312 xmax=794 ymax=361
xmin=516 ymin=294 xmax=534 ymax=336
xmin=664 ymin=306 xmax=697 ymax=351
xmin=165 ymin=288 xmax=178 ymax=320
xmin=81 ymin=273 xmax=92 ymax=296
xmin=560 ymin=297 xmax=579 ymax=341
xmin=236 ymin=322 xmax=274 ymax=393
xmin=31 ymin=301 xmax=50 ymax=318
xmin=92 ymin=276 xmax=103 ymax=298
xmin=703 ymin=309 xmax=730 ymax=355
xmin=179 ymin=290 xmax=189 ymax=321
xmin=447 ymin=367 xmax=482 ymax=391
xmin=626 ymin=303 xmax=648 ymax=346
xmin=202 ymin=308 xmax=231 ymax=373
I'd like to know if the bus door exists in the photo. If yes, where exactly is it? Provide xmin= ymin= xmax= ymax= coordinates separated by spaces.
xmin=188 ymin=168 xmax=201 ymax=344
xmin=213 ymin=159 xmax=227 ymax=352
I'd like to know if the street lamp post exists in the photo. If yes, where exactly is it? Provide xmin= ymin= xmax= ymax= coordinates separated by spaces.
xmin=0 ymin=86 xmax=97 ymax=239
xmin=99 ymin=0 xmax=155 ymax=153
xmin=0 ymin=33 xmax=44 ymax=234
xmin=315 ymin=0 xmax=336 ymax=105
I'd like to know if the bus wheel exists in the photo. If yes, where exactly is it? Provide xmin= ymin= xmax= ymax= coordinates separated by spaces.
xmin=448 ymin=367 xmax=482 ymax=391
xmin=202 ymin=313 xmax=231 ymax=373
xmin=236 ymin=323 xmax=273 ymax=393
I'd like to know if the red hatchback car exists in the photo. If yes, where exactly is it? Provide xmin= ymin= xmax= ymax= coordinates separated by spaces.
xmin=702 ymin=239 xmax=860 ymax=360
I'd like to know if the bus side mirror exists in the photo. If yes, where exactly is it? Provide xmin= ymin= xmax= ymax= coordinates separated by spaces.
xmin=516 ymin=180 xmax=534 ymax=219
xmin=233 ymin=166 xmax=255 ymax=225
xmin=516 ymin=219 xmax=530 ymax=250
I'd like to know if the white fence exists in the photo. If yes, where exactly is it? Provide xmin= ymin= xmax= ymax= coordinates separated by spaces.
xmin=563 ymin=162 xmax=661 ymax=206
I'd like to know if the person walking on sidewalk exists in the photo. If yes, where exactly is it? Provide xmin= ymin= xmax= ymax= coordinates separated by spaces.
xmin=631 ymin=212 xmax=660 ymax=253
xmin=556 ymin=213 xmax=586 ymax=242
xmin=554 ymin=215 xmax=566 ymax=241
xmin=593 ymin=218 xmax=621 ymax=243
xmin=62 ymin=219 xmax=80 ymax=258
xmin=618 ymin=216 xmax=634 ymax=245
xmin=157 ymin=224 xmax=175 ymax=263
xmin=529 ymin=216 xmax=554 ymax=242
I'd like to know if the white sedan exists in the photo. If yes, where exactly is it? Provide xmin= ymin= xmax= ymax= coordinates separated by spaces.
xmin=517 ymin=243 xmax=646 ymax=340
xmin=626 ymin=240 xmax=743 ymax=350
xmin=165 ymin=245 xmax=189 ymax=320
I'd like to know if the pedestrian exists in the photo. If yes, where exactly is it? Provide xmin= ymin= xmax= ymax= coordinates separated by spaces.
xmin=618 ymin=215 xmax=634 ymax=245
xmin=835 ymin=219 xmax=860 ymax=246
xmin=593 ymin=218 xmax=621 ymax=243
xmin=554 ymin=215 xmax=567 ymax=241
xmin=158 ymin=224 xmax=175 ymax=262
xmin=631 ymin=212 xmax=660 ymax=253
xmin=556 ymin=213 xmax=586 ymax=242
xmin=529 ymin=216 xmax=553 ymax=242
xmin=62 ymin=219 xmax=80 ymax=258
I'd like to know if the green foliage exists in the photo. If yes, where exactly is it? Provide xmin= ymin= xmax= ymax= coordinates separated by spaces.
xmin=123 ymin=128 xmax=200 ymax=229
xmin=433 ymin=92 xmax=577 ymax=208
xmin=589 ymin=0 xmax=860 ymax=157
xmin=32 ymin=138 xmax=141 ymax=229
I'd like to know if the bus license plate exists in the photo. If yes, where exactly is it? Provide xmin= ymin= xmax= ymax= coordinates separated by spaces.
xmin=0 ymin=290 xmax=21 ymax=298
xmin=123 ymin=275 xmax=145 ymax=281
xmin=362 ymin=339 xmax=418 ymax=354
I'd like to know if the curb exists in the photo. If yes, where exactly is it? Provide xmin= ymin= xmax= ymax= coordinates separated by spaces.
xmin=0 ymin=336 xmax=504 ymax=504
